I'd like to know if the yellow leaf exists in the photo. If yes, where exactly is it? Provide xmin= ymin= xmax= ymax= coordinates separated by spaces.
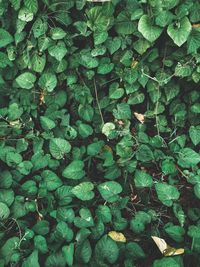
xmin=192 ymin=23 xmax=200 ymax=28
xmin=131 ymin=60 xmax=138 ymax=68
xmin=151 ymin=236 xmax=184 ymax=256
xmin=108 ymin=231 xmax=126 ymax=242
xmin=134 ymin=112 xmax=145 ymax=124
xmin=100 ymin=145 xmax=113 ymax=154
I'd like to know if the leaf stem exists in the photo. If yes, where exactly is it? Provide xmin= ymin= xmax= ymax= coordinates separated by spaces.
xmin=93 ymin=79 xmax=105 ymax=126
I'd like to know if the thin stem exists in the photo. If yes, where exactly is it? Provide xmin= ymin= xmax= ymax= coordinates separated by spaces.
xmin=176 ymin=165 xmax=190 ymax=180
xmin=10 ymin=218 xmax=22 ymax=241
xmin=100 ymin=77 xmax=120 ymax=86
xmin=191 ymin=237 xmax=195 ymax=251
xmin=93 ymin=79 xmax=105 ymax=126
xmin=47 ymin=10 xmax=69 ymax=16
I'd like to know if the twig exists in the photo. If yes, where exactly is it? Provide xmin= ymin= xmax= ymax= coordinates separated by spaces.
xmin=93 ymin=79 xmax=105 ymax=126
xmin=10 ymin=218 xmax=22 ymax=241
xmin=176 ymin=166 xmax=190 ymax=180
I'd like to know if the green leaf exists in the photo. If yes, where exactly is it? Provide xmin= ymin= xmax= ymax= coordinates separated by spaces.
xmin=0 ymin=171 xmax=12 ymax=189
xmin=136 ymin=144 xmax=154 ymax=162
xmin=50 ymin=27 xmax=66 ymax=40
xmin=30 ymin=53 xmax=46 ymax=73
xmin=167 ymin=17 xmax=192 ymax=47
xmin=0 ymin=29 xmax=13 ymax=48
xmin=155 ymin=10 xmax=174 ymax=27
xmin=48 ymin=42 xmax=67 ymax=61
xmin=0 ymin=237 xmax=20 ymax=265
xmin=187 ymin=29 xmax=200 ymax=54
xmin=33 ymin=220 xmax=50 ymax=235
xmin=77 ymin=239 xmax=92 ymax=263
xmin=133 ymin=39 xmax=151 ymax=55
xmin=178 ymin=148 xmax=200 ymax=167
xmin=134 ymin=170 xmax=153 ymax=188
xmin=18 ymin=7 xmax=33 ymax=21
xmin=54 ymin=221 xmax=73 ymax=242
xmin=95 ymin=235 xmax=119 ymax=264
xmin=62 ymin=160 xmax=85 ymax=180
xmin=194 ymin=184 xmax=200 ymax=199
xmin=45 ymin=252 xmax=66 ymax=267
xmin=0 ymin=202 xmax=10 ymax=220
xmin=138 ymin=15 xmax=163 ymax=42
xmin=10 ymin=197 xmax=27 ymax=219
xmin=0 ymin=52 xmax=12 ymax=68
xmin=78 ymin=104 xmax=94 ymax=122
xmin=10 ymin=0 xmax=21 ymax=10
xmin=113 ymin=103 xmax=131 ymax=120
xmin=123 ymin=68 xmax=138 ymax=84
xmin=164 ymin=224 xmax=185 ymax=242
xmin=106 ymin=37 xmax=121 ymax=54
xmin=38 ymin=72 xmax=57 ymax=92
xmin=40 ymin=116 xmax=56 ymax=130
xmin=6 ymin=151 xmax=23 ymax=167
xmin=126 ymin=242 xmax=145 ymax=259
xmin=102 ymin=122 xmax=115 ymax=137
xmin=17 ymin=161 xmax=33 ymax=175
xmin=153 ymin=257 xmax=182 ymax=267
xmin=161 ymin=159 xmax=177 ymax=175
xmin=97 ymin=57 xmax=114 ymax=75
xmin=91 ymin=219 xmax=105 ymax=239
xmin=87 ymin=141 xmax=104 ymax=156
xmin=32 ymin=18 xmax=48 ymax=38
xmin=34 ymin=235 xmax=48 ymax=254
xmin=8 ymin=103 xmax=23 ymax=120
xmin=128 ymin=93 xmax=145 ymax=105
xmin=62 ymin=244 xmax=74 ymax=266
xmin=173 ymin=203 xmax=185 ymax=227
xmin=189 ymin=126 xmax=200 ymax=146
xmin=49 ymin=138 xmax=71 ymax=159
xmin=57 ymin=207 xmax=75 ymax=223
xmin=80 ymin=53 xmax=99 ymax=69
xmin=72 ymin=182 xmax=94 ymax=201
xmin=115 ymin=11 xmax=136 ymax=35
xmin=56 ymin=185 xmax=73 ymax=206
xmin=74 ymin=208 xmax=94 ymax=228
xmin=15 ymin=72 xmax=36 ymax=89
xmin=86 ymin=6 xmax=111 ymax=32
xmin=188 ymin=225 xmax=200 ymax=239
xmin=175 ymin=63 xmax=192 ymax=77
xmin=42 ymin=170 xmax=62 ymax=191
xmin=155 ymin=183 xmax=180 ymax=207
xmin=78 ymin=123 xmax=93 ymax=138
xmin=22 ymin=250 xmax=40 ymax=267
xmin=191 ymin=103 xmax=200 ymax=113
xmin=109 ymin=83 xmax=124 ymax=99
xmin=96 ymin=205 xmax=112 ymax=223
xmin=97 ymin=181 xmax=122 ymax=203
xmin=24 ymin=0 xmax=38 ymax=14
xmin=94 ymin=31 xmax=108 ymax=45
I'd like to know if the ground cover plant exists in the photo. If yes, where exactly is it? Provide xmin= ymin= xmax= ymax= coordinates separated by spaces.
xmin=0 ymin=0 xmax=200 ymax=266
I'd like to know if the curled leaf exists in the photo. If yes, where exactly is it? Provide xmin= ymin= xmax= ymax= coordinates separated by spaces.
xmin=151 ymin=236 xmax=184 ymax=256
xmin=134 ymin=112 xmax=145 ymax=124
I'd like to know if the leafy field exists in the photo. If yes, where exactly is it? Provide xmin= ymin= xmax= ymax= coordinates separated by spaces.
xmin=0 ymin=0 xmax=200 ymax=266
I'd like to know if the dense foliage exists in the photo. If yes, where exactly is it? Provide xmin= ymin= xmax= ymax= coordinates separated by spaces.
xmin=0 ymin=0 xmax=200 ymax=266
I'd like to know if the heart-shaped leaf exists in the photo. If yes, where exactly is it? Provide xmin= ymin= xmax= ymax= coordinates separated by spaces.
xmin=167 ymin=17 xmax=192 ymax=46
xmin=62 ymin=160 xmax=85 ymax=180
xmin=138 ymin=15 xmax=163 ymax=42
xmin=49 ymin=138 xmax=71 ymax=159
xmin=97 ymin=181 xmax=122 ymax=202
xmin=72 ymin=182 xmax=94 ymax=201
